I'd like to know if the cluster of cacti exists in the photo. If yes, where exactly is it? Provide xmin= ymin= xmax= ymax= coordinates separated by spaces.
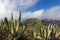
xmin=0 ymin=12 xmax=25 ymax=40
xmin=0 ymin=12 xmax=60 ymax=40
xmin=21 ymin=23 xmax=60 ymax=40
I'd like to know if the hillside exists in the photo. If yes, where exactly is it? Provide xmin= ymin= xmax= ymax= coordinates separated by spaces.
xmin=23 ymin=18 xmax=60 ymax=26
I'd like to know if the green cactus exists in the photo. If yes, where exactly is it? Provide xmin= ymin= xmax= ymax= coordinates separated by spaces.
xmin=19 ymin=11 xmax=21 ymax=26
xmin=11 ymin=13 xmax=14 ymax=26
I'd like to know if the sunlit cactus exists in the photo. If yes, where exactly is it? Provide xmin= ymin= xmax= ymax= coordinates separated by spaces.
xmin=10 ymin=13 xmax=15 ymax=34
xmin=15 ymin=12 xmax=21 ymax=32
xmin=11 ymin=13 xmax=14 ymax=26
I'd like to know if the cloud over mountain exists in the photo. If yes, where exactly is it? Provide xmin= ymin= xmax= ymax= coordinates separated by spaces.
xmin=22 ymin=6 xmax=60 ymax=20
xmin=21 ymin=10 xmax=44 ymax=19
xmin=44 ymin=6 xmax=60 ymax=20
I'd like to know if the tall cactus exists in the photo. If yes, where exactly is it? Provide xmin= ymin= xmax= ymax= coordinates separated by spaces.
xmin=10 ymin=13 xmax=14 ymax=34
xmin=16 ymin=11 xmax=21 ymax=32
xmin=11 ymin=13 xmax=14 ymax=26
xmin=19 ymin=11 xmax=21 ymax=26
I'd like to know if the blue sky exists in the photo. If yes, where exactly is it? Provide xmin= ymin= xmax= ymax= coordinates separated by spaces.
xmin=26 ymin=0 xmax=60 ymax=12
xmin=21 ymin=0 xmax=60 ymax=20
xmin=0 ymin=0 xmax=60 ymax=20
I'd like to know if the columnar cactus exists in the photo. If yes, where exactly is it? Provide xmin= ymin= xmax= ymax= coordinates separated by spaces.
xmin=10 ymin=13 xmax=15 ymax=34
xmin=15 ymin=12 xmax=21 ymax=32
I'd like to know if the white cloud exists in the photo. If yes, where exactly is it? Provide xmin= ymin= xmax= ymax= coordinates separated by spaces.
xmin=0 ymin=0 xmax=39 ymax=19
xmin=44 ymin=6 xmax=60 ymax=20
xmin=21 ymin=10 xmax=44 ymax=19
xmin=2 ymin=0 xmax=39 ymax=10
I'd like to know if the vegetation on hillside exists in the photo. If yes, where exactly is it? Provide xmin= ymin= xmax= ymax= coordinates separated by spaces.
xmin=0 ymin=13 xmax=60 ymax=40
